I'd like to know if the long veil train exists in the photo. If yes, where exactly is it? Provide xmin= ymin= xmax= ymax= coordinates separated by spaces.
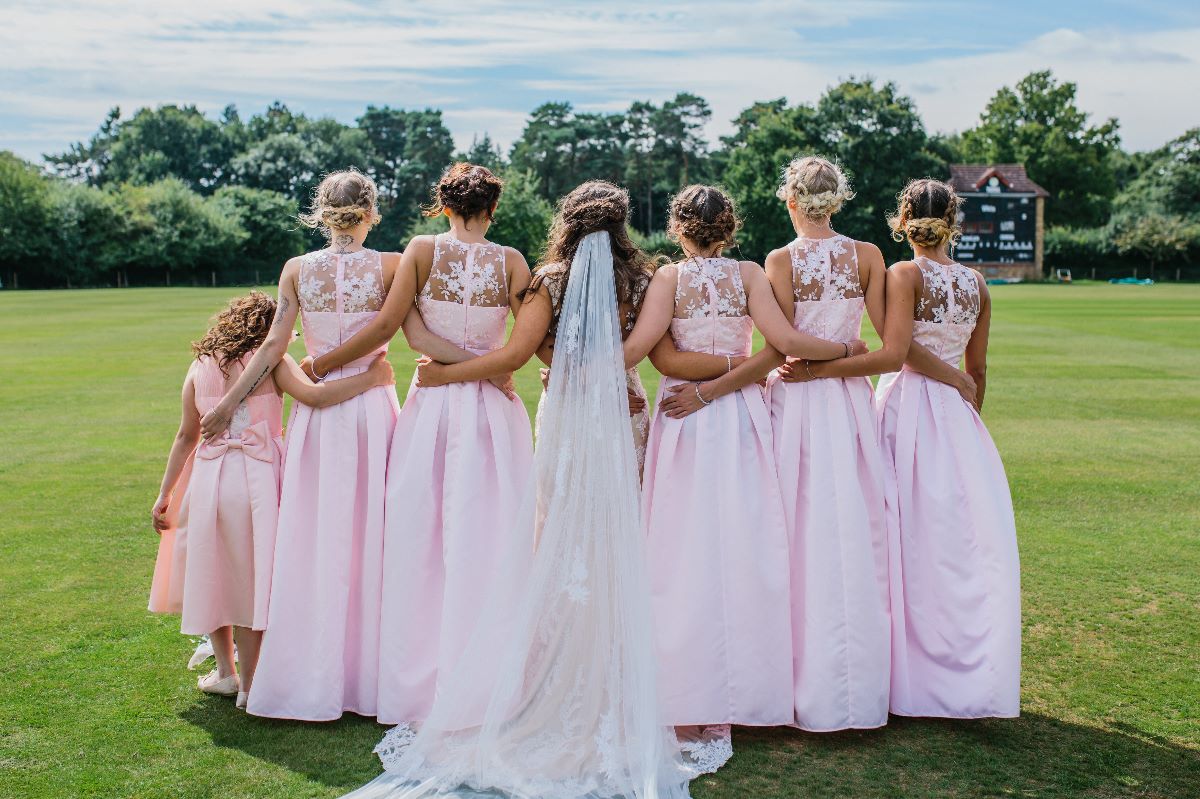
xmin=342 ymin=231 xmax=694 ymax=799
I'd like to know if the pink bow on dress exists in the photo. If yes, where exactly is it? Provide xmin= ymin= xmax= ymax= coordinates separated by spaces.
xmin=196 ymin=421 xmax=275 ymax=462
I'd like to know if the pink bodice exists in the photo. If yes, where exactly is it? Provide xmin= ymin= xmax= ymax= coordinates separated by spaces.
xmin=417 ymin=234 xmax=510 ymax=354
xmin=191 ymin=353 xmax=283 ymax=440
xmin=788 ymin=234 xmax=866 ymax=343
xmin=670 ymin=257 xmax=754 ymax=357
xmin=296 ymin=249 xmax=389 ymax=372
xmin=909 ymin=257 xmax=982 ymax=367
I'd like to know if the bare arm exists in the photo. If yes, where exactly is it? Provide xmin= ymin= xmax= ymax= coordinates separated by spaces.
xmin=963 ymin=276 xmax=991 ymax=410
xmin=811 ymin=262 xmax=919 ymax=379
xmin=200 ymin=260 xmax=301 ymax=440
xmin=402 ymin=307 xmax=475 ymax=364
xmin=152 ymin=369 xmax=201 ymax=531
xmin=416 ymin=286 xmax=552 ymax=386
xmin=622 ymin=267 xmax=679 ymax=368
xmin=273 ymin=353 xmax=394 ymax=408
xmin=648 ymin=332 xmax=746 ymax=381
xmin=310 ymin=249 xmax=414 ymax=377
xmin=743 ymin=263 xmax=852 ymax=359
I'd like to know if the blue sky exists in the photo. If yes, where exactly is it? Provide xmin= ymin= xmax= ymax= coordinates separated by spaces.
xmin=1 ymin=1 xmax=1197 ymax=162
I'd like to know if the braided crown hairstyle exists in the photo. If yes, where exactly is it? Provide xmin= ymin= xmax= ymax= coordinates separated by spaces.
xmin=668 ymin=184 xmax=742 ymax=250
xmin=299 ymin=168 xmax=382 ymax=236
xmin=888 ymin=178 xmax=962 ymax=248
xmin=776 ymin=155 xmax=855 ymax=219
xmin=423 ymin=161 xmax=504 ymax=224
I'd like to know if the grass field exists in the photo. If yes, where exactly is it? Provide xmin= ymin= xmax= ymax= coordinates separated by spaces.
xmin=1 ymin=283 xmax=1198 ymax=798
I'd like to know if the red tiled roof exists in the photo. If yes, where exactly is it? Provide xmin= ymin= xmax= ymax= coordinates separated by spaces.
xmin=949 ymin=164 xmax=1049 ymax=197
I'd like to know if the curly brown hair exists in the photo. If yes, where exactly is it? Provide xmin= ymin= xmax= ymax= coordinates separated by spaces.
xmin=191 ymin=291 xmax=277 ymax=377
xmin=888 ymin=178 xmax=962 ymax=248
xmin=422 ymin=161 xmax=504 ymax=225
xmin=668 ymin=184 xmax=742 ymax=250
xmin=529 ymin=180 xmax=655 ymax=312
xmin=299 ymin=168 xmax=382 ymax=236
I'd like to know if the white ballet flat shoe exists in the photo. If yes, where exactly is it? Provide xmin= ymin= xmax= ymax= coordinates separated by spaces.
xmin=236 ymin=691 xmax=249 ymax=710
xmin=197 ymin=669 xmax=240 ymax=697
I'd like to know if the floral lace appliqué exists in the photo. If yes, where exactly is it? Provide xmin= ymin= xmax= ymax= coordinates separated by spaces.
xmin=676 ymin=257 xmax=746 ymax=319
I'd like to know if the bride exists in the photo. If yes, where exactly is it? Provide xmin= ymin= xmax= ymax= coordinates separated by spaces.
xmin=342 ymin=182 xmax=702 ymax=799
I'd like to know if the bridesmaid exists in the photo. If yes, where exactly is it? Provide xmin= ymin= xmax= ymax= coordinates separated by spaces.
xmin=621 ymin=185 xmax=865 ymax=733
xmin=310 ymin=162 xmax=534 ymax=724
xmin=202 ymin=168 xmax=404 ymax=720
xmin=766 ymin=156 xmax=891 ymax=731
xmin=804 ymin=178 xmax=1021 ymax=719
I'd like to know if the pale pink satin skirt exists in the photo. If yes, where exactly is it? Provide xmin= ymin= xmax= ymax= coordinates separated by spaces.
xmin=769 ymin=374 xmax=890 ymax=731
xmin=247 ymin=381 xmax=400 ymax=721
xmin=148 ymin=438 xmax=283 ymax=636
xmin=642 ymin=378 xmax=793 ymax=726
xmin=376 ymin=377 xmax=533 ymax=725
xmin=879 ymin=369 xmax=1021 ymax=718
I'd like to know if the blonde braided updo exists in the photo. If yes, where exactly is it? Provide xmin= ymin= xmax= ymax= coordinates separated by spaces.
xmin=888 ymin=178 xmax=962 ymax=248
xmin=776 ymin=155 xmax=855 ymax=220
xmin=299 ymin=168 xmax=382 ymax=236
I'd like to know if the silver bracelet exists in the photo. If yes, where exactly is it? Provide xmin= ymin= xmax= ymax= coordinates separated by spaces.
xmin=695 ymin=383 xmax=713 ymax=406
xmin=312 ymin=360 xmax=328 ymax=383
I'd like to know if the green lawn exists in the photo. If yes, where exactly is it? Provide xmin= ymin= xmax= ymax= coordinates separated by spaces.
xmin=1 ymin=283 xmax=1198 ymax=798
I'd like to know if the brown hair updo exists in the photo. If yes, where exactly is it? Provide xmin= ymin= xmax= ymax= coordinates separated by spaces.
xmin=533 ymin=180 xmax=654 ymax=315
xmin=299 ymin=168 xmax=382 ymax=236
xmin=888 ymin=178 xmax=962 ymax=248
xmin=423 ymin=161 xmax=504 ymax=224
xmin=668 ymin=184 xmax=742 ymax=250
xmin=192 ymin=291 xmax=277 ymax=377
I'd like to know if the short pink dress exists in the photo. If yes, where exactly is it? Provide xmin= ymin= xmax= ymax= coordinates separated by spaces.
xmin=767 ymin=235 xmax=890 ymax=731
xmin=641 ymin=256 xmax=793 ymax=727
xmin=149 ymin=353 xmax=284 ymax=635
xmin=878 ymin=256 xmax=1021 ymax=718
xmin=377 ymin=234 xmax=534 ymax=724
xmin=247 ymin=248 xmax=401 ymax=721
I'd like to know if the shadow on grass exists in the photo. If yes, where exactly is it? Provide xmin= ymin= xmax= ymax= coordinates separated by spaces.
xmin=182 ymin=700 xmax=1200 ymax=799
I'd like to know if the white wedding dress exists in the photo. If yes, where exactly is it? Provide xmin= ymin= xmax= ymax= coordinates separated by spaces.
xmin=341 ymin=232 xmax=705 ymax=799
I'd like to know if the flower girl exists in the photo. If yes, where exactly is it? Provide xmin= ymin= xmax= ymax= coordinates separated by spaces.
xmin=149 ymin=291 xmax=393 ymax=707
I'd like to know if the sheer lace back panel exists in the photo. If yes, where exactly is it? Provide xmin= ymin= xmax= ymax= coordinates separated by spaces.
xmin=295 ymin=249 xmax=389 ymax=370
xmin=670 ymin=257 xmax=754 ymax=356
xmin=191 ymin=353 xmax=283 ymax=439
xmin=535 ymin=262 xmax=649 ymax=341
xmin=417 ymin=233 xmax=510 ymax=354
xmin=910 ymin=256 xmax=982 ymax=366
xmin=788 ymin=235 xmax=867 ymax=343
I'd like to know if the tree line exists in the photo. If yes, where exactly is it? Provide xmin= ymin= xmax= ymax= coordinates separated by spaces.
xmin=2 ymin=70 xmax=1197 ymax=288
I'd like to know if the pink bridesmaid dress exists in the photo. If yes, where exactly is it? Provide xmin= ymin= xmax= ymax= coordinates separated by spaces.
xmin=768 ymin=235 xmax=890 ymax=731
xmin=878 ymin=255 xmax=1021 ymax=718
xmin=376 ymin=234 xmax=534 ymax=724
xmin=641 ymin=256 xmax=793 ymax=727
xmin=149 ymin=354 xmax=284 ymax=634
xmin=247 ymin=248 xmax=401 ymax=721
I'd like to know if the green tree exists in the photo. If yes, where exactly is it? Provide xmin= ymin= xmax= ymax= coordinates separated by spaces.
xmin=121 ymin=178 xmax=245 ymax=285
xmin=459 ymin=134 xmax=506 ymax=172
xmin=211 ymin=186 xmax=306 ymax=279
xmin=623 ymin=93 xmax=714 ymax=233
xmin=510 ymin=103 xmax=626 ymax=204
xmin=51 ymin=183 xmax=128 ymax=287
xmin=0 ymin=152 xmax=57 ymax=287
xmin=962 ymin=70 xmax=1121 ymax=228
xmin=721 ymin=80 xmax=939 ymax=261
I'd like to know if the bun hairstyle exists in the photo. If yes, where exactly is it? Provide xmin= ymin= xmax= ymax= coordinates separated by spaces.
xmin=889 ymin=178 xmax=962 ymax=248
xmin=299 ymin=168 xmax=382 ymax=235
xmin=192 ymin=291 xmax=277 ymax=377
xmin=535 ymin=180 xmax=654 ymax=312
xmin=668 ymin=184 xmax=742 ymax=250
xmin=423 ymin=161 xmax=504 ymax=224
xmin=776 ymin=155 xmax=855 ymax=219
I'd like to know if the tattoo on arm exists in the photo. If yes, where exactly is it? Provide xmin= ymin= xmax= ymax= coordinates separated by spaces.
xmin=272 ymin=295 xmax=291 ymax=327
xmin=234 ymin=363 xmax=272 ymax=407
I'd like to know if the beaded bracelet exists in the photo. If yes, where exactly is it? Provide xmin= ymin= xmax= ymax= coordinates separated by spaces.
xmin=695 ymin=383 xmax=713 ymax=406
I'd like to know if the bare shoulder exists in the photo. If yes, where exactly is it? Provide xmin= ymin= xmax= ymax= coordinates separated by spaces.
xmin=853 ymin=239 xmax=885 ymax=264
xmin=280 ymin=256 xmax=304 ymax=277
xmin=888 ymin=259 xmax=922 ymax=282
xmin=503 ymin=246 xmax=531 ymax=278
xmin=650 ymin=262 xmax=678 ymax=284
xmin=764 ymin=247 xmax=792 ymax=272
xmin=403 ymin=234 xmax=438 ymax=256
xmin=738 ymin=259 xmax=767 ymax=285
